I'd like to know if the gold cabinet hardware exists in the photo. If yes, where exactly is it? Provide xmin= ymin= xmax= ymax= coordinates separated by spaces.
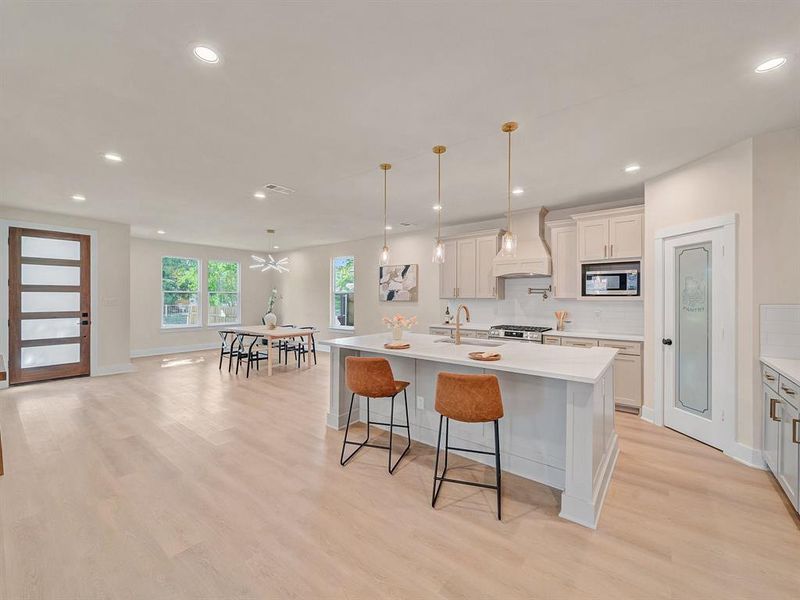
xmin=781 ymin=385 xmax=795 ymax=396
xmin=793 ymin=419 xmax=800 ymax=444
xmin=765 ymin=373 xmax=776 ymax=381
xmin=610 ymin=243 xmax=614 ymax=256
xmin=770 ymin=397 xmax=780 ymax=421
xmin=604 ymin=244 xmax=607 ymax=258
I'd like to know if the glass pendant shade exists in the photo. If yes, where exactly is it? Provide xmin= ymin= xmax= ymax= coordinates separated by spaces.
xmin=432 ymin=239 xmax=446 ymax=263
xmin=380 ymin=245 xmax=390 ymax=266
xmin=500 ymin=230 xmax=517 ymax=257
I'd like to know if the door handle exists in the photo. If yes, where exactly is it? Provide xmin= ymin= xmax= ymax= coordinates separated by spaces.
xmin=793 ymin=419 xmax=799 ymax=444
xmin=662 ymin=338 xmax=673 ymax=346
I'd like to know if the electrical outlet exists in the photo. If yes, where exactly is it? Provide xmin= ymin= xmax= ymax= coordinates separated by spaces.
xmin=416 ymin=396 xmax=425 ymax=410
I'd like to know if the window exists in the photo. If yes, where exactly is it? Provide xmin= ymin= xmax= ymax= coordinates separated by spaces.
xmin=161 ymin=257 xmax=200 ymax=328
xmin=331 ymin=256 xmax=354 ymax=329
xmin=207 ymin=260 xmax=240 ymax=326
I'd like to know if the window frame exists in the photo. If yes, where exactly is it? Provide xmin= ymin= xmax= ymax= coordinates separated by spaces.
xmin=160 ymin=255 xmax=202 ymax=330
xmin=330 ymin=255 xmax=355 ymax=331
xmin=206 ymin=259 xmax=241 ymax=327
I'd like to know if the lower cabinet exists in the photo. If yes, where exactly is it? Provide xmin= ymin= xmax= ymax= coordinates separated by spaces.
xmin=762 ymin=361 xmax=800 ymax=515
xmin=541 ymin=335 xmax=643 ymax=412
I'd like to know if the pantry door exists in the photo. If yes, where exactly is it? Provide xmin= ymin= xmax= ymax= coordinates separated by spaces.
xmin=660 ymin=222 xmax=735 ymax=451
xmin=8 ymin=227 xmax=91 ymax=384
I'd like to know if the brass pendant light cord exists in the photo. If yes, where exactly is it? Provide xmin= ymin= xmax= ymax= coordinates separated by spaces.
xmin=383 ymin=167 xmax=387 ymax=247
xmin=507 ymin=129 xmax=512 ymax=231
xmin=437 ymin=152 xmax=442 ymax=240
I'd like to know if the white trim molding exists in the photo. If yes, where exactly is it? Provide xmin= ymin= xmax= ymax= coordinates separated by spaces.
xmin=654 ymin=213 xmax=738 ymax=240
xmin=131 ymin=342 xmax=218 ymax=358
xmin=726 ymin=443 xmax=767 ymax=470
xmin=92 ymin=362 xmax=136 ymax=377
xmin=640 ymin=405 xmax=655 ymax=423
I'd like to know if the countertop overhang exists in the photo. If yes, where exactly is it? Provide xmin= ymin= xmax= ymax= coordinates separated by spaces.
xmin=321 ymin=332 xmax=616 ymax=384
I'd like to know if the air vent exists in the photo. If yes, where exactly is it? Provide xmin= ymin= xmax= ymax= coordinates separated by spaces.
xmin=263 ymin=183 xmax=295 ymax=195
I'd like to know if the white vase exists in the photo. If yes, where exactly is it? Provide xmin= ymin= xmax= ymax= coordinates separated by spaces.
xmin=264 ymin=312 xmax=278 ymax=329
xmin=392 ymin=326 xmax=403 ymax=341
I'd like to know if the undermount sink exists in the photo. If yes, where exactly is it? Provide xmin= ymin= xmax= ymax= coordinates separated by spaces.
xmin=434 ymin=337 xmax=503 ymax=347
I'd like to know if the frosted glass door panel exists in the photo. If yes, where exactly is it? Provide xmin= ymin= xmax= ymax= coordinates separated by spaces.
xmin=675 ymin=243 xmax=711 ymax=419
xmin=21 ymin=236 xmax=81 ymax=260
xmin=21 ymin=318 xmax=81 ymax=340
xmin=21 ymin=343 xmax=80 ymax=368
xmin=21 ymin=264 xmax=81 ymax=285
xmin=21 ymin=292 xmax=81 ymax=312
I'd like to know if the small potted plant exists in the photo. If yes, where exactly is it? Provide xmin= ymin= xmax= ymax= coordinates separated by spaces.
xmin=383 ymin=314 xmax=417 ymax=341
xmin=264 ymin=288 xmax=279 ymax=329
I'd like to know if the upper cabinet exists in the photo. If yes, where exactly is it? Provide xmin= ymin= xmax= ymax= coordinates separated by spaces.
xmin=546 ymin=220 xmax=578 ymax=298
xmin=573 ymin=206 xmax=643 ymax=262
xmin=439 ymin=230 xmax=504 ymax=299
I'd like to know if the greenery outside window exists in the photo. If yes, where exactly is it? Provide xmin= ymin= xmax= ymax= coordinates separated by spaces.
xmin=208 ymin=260 xmax=240 ymax=326
xmin=332 ymin=256 xmax=354 ymax=329
xmin=162 ymin=257 xmax=200 ymax=328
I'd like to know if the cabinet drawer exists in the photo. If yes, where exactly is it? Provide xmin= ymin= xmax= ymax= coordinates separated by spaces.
xmin=779 ymin=375 xmax=799 ymax=407
xmin=429 ymin=327 xmax=452 ymax=337
xmin=474 ymin=331 xmax=489 ymax=340
xmin=543 ymin=335 xmax=561 ymax=346
xmin=561 ymin=337 xmax=598 ymax=348
xmin=599 ymin=339 xmax=641 ymax=356
xmin=762 ymin=364 xmax=780 ymax=391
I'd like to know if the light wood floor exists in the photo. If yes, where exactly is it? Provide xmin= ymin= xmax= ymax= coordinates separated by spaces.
xmin=1 ymin=351 xmax=798 ymax=599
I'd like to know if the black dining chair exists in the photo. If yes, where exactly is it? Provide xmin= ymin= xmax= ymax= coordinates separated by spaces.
xmin=293 ymin=326 xmax=317 ymax=367
xmin=235 ymin=334 xmax=270 ymax=377
xmin=217 ymin=330 xmax=237 ymax=372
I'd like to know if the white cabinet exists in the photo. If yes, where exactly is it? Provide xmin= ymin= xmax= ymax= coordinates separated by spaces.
xmin=574 ymin=206 xmax=643 ymax=262
xmin=610 ymin=353 xmax=642 ymax=410
xmin=476 ymin=235 xmax=499 ymax=298
xmin=777 ymin=396 xmax=799 ymax=511
xmin=609 ymin=213 xmax=643 ymax=260
xmin=547 ymin=221 xmax=578 ymax=298
xmin=439 ymin=231 xmax=503 ymax=299
xmin=561 ymin=337 xmax=598 ymax=348
xmin=761 ymin=361 xmax=800 ymax=515
xmin=438 ymin=240 xmax=458 ymax=298
xmin=456 ymin=238 xmax=476 ymax=298
xmin=577 ymin=218 xmax=609 ymax=261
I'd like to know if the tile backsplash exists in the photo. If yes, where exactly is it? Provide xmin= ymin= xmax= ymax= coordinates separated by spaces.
xmin=760 ymin=304 xmax=800 ymax=359
xmin=445 ymin=277 xmax=644 ymax=335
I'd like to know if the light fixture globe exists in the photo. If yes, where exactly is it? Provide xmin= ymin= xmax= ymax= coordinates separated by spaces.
xmin=431 ymin=145 xmax=447 ymax=264
xmin=500 ymin=231 xmax=518 ymax=257
xmin=379 ymin=163 xmax=392 ymax=266
xmin=432 ymin=239 xmax=446 ymax=264
xmin=498 ymin=121 xmax=519 ymax=258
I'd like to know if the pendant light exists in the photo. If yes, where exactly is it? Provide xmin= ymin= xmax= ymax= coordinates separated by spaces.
xmin=250 ymin=229 xmax=289 ymax=273
xmin=379 ymin=162 xmax=392 ymax=266
xmin=432 ymin=145 xmax=447 ymax=263
xmin=499 ymin=121 xmax=518 ymax=257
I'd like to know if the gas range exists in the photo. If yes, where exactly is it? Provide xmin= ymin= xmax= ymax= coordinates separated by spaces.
xmin=488 ymin=324 xmax=552 ymax=343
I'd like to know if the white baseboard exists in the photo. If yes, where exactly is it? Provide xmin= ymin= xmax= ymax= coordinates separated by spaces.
xmin=640 ymin=405 xmax=654 ymax=423
xmin=92 ymin=362 xmax=136 ymax=377
xmin=725 ymin=442 xmax=767 ymax=470
xmin=131 ymin=342 xmax=218 ymax=358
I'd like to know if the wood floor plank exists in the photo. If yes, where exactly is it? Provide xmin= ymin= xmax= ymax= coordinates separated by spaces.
xmin=0 ymin=350 xmax=798 ymax=599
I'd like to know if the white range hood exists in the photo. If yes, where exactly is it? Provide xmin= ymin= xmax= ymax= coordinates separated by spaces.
xmin=492 ymin=206 xmax=552 ymax=278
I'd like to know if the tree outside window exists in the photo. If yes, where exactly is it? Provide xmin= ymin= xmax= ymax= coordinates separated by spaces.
xmin=208 ymin=261 xmax=240 ymax=325
xmin=332 ymin=256 xmax=354 ymax=328
xmin=162 ymin=257 xmax=200 ymax=327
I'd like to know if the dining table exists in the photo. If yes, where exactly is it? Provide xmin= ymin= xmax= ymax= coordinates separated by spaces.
xmin=227 ymin=325 xmax=317 ymax=376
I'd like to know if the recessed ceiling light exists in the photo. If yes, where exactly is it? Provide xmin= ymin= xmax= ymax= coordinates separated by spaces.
xmin=385 ymin=225 xmax=393 ymax=230
xmin=624 ymin=163 xmax=641 ymax=173
xmin=432 ymin=204 xmax=442 ymax=211
xmin=157 ymin=229 xmax=166 ymax=235
xmin=71 ymin=194 xmax=86 ymax=202
xmin=193 ymin=46 xmax=220 ymax=64
xmin=104 ymin=152 xmax=123 ymax=162
xmin=273 ymin=245 xmax=279 ymax=249
xmin=253 ymin=191 xmax=266 ymax=199
xmin=755 ymin=57 xmax=787 ymax=73
xmin=512 ymin=187 xmax=524 ymax=195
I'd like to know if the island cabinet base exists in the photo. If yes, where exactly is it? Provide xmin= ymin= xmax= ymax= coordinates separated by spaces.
xmin=326 ymin=345 xmax=618 ymax=529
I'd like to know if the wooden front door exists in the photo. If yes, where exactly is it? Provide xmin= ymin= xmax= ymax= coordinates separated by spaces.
xmin=8 ymin=227 xmax=91 ymax=384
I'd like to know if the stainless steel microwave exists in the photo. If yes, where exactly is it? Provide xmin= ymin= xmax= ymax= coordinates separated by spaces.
xmin=582 ymin=262 xmax=640 ymax=296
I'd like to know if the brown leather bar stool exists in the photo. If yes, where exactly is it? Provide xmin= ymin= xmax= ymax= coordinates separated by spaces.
xmin=432 ymin=372 xmax=504 ymax=519
xmin=340 ymin=357 xmax=412 ymax=474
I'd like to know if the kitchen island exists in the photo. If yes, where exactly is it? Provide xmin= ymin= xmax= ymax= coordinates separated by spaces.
xmin=322 ymin=332 xmax=619 ymax=528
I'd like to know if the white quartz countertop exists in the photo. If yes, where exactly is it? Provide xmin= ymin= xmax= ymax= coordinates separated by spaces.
xmin=428 ymin=323 xmax=643 ymax=342
xmin=761 ymin=356 xmax=800 ymax=386
xmin=322 ymin=332 xmax=617 ymax=384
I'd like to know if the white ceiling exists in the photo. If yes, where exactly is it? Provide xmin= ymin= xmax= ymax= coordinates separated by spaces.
xmin=2 ymin=2 xmax=799 ymax=252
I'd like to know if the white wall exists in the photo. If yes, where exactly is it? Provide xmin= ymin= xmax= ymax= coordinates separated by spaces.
xmin=644 ymin=139 xmax=755 ymax=445
xmin=129 ymin=237 xmax=273 ymax=356
xmin=0 ymin=206 xmax=132 ymax=375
